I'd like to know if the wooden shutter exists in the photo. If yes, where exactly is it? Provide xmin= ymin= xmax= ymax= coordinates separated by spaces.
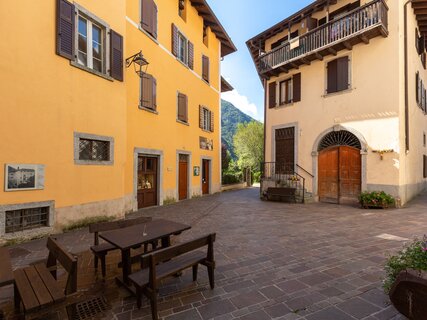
xmin=202 ymin=55 xmax=209 ymax=82
xmin=56 ymin=0 xmax=75 ymax=60
xmin=141 ymin=0 xmax=152 ymax=35
xmin=416 ymin=72 xmax=420 ymax=105
xmin=292 ymin=73 xmax=301 ymax=103
xmin=152 ymin=2 xmax=158 ymax=39
xmin=416 ymin=29 xmax=420 ymax=54
xmin=327 ymin=59 xmax=338 ymax=93
xmin=210 ymin=110 xmax=214 ymax=132
xmin=268 ymin=82 xmax=276 ymax=108
xmin=110 ymin=30 xmax=123 ymax=81
xmin=424 ymin=155 xmax=427 ymax=178
xmin=419 ymin=35 xmax=425 ymax=54
xmin=188 ymin=42 xmax=194 ymax=70
xmin=337 ymin=57 xmax=349 ymax=92
xmin=177 ymin=93 xmax=187 ymax=122
xmin=172 ymin=24 xmax=178 ymax=56
xmin=141 ymin=74 xmax=153 ymax=109
xmin=199 ymin=105 xmax=204 ymax=128
xmin=152 ymin=76 xmax=157 ymax=110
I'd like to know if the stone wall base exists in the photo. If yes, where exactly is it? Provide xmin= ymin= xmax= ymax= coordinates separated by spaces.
xmin=56 ymin=195 xmax=133 ymax=230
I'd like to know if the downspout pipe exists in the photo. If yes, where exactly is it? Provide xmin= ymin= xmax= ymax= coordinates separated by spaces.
xmin=404 ymin=0 xmax=412 ymax=153
xmin=261 ymin=77 xmax=267 ymax=198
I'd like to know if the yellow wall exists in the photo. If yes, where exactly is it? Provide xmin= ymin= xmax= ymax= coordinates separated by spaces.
xmin=0 ymin=0 xmax=226 ymax=230
xmin=0 ymin=0 xmax=128 ymax=226
xmin=125 ymin=0 xmax=222 ymax=206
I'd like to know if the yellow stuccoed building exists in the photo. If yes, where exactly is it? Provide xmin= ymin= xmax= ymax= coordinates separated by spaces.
xmin=248 ymin=0 xmax=427 ymax=206
xmin=0 ymin=0 xmax=236 ymax=237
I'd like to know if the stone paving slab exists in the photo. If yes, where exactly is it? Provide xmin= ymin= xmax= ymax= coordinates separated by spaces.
xmin=1 ymin=187 xmax=424 ymax=319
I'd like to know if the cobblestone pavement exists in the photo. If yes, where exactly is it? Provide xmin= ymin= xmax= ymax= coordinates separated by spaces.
xmin=1 ymin=187 xmax=425 ymax=320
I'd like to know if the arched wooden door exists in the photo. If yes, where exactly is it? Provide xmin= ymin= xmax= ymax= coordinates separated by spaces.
xmin=318 ymin=146 xmax=361 ymax=204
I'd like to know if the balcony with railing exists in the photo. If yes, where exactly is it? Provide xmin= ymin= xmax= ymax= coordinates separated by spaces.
xmin=259 ymin=0 xmax=388 ymax=77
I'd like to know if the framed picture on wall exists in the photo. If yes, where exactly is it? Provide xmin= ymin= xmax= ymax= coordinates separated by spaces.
xmin=5 ymin=164 xmax=45 ymax=191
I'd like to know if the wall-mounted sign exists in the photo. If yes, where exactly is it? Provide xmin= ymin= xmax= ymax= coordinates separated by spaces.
xmin=193 ymin=166 xmax=200 ymax=176
xmin=5 ymin=164 xmax=45 ymax=191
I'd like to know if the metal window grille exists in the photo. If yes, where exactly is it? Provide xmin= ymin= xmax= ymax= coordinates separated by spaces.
xmin=318 ymin=130 xmax=361 ymax=151
xmin=5 ymin=207 xmax=49 ymax=233
xmin=79 ymin=138 xmax=110 ymax=161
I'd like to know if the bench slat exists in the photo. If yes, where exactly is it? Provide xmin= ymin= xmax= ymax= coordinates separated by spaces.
xmin=0 ymin=247 xmax=14 ymax=287
xmin=129 ymin=251 xmax=206 ymax=287
xmin=34 ymin=263 xmax=65 ymax=303
xmin=24 ymin=266 xmax=53 ymax=307
xmin=14 ymin=269 xmax=40 ymax=312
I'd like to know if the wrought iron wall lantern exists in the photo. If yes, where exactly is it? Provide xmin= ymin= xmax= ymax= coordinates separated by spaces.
xmin=125 ymin=51 xmax=149 ymax=77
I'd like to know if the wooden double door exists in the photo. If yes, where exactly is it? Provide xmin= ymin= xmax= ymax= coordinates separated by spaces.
xmin=137 ymin=156 xmax=158 ymax=209
xmin=318 ymin=146 xmax=361 ymax=204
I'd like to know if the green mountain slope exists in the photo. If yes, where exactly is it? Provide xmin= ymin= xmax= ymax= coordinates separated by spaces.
xmin=221 ymin=99 xmax=259 ymax=159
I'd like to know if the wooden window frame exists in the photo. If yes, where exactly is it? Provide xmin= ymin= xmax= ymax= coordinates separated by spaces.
xmin=202 ymin=55 xmax=210 ymax=83
xmin=177 ymin=31 xmax=189 ymax=65
xmin=178 ymin=0 xmax=186 ymax=20
xmin=140 ymin=73 xmax=157 ymax=112
xmin=72 ymin=3 xmax=111 ymax=78
xmin=279 ymin=78 xmax=293 ymax=105
xmin=200 ymin=106 xmax=213 ymax=132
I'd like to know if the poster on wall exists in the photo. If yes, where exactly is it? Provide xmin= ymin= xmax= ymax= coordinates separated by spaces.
xmin=5 ymin=164 xmax=45 ymax=191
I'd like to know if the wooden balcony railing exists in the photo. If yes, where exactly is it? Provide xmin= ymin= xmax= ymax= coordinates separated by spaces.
xmin=259 ymin=0 xmax=388 ymax=75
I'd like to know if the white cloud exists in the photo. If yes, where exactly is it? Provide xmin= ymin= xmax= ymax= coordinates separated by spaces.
xmin=222 ymin=90 xmax=260 ymax=120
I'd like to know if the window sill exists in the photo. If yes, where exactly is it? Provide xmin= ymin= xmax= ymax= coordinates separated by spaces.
xmin=139 ymin=106 xmax=159 ymax=114
xmin=138 ymin=26 xmax=159 ymax=45
xmin=277 ymin=102 xmax=294 ymax=108
xmin=74 ymin=159 xmax=114 ymax=166
xmin=201 ymin=78 xmax=210 ymax=86
xmin=177 ymin=119 xmax=189 ymax=126
xmin=201 ymin=128 xmax=214 ymax=134
xmin=176 ymin=58 xmax=190 ymax=69
xmin=70 ymin=61 xmax=114 ymax=82
xmin=323 ymin=87 xmax=354 ymax=98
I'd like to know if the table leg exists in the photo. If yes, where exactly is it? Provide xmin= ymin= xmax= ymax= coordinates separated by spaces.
xmin=161 ymin=236 xmax=171 ymax=248
xmin=121 ymin=249 xmax=131 ymax=285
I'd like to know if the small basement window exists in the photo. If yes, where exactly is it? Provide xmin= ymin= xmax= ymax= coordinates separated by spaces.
xmin=6 ymin=207 xmax=49 ymax=233
xmin=74 ymin=132 xmax=114 ymax=165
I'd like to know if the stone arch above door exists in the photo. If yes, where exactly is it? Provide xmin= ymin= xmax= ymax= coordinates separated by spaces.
xmin=312 ymin=125 xmax=368 ymax=154
xmin=311 ymin=125 xmax=368 ymax=200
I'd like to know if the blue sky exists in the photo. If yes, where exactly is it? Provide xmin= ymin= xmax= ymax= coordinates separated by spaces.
xmin=208 ymin=0 xmax=313 ymax=121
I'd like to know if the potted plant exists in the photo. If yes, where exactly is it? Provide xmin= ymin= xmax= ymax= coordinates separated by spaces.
xmin=359 ymin=191 xmax=395 ymax=209
xmin=385 ymin=236 xmax=427 ymax=319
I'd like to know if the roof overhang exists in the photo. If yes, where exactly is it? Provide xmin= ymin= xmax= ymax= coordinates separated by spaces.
xmin=413 ymin=0 xmax=427 ymax=44
xmin=221 ymin=77 xmax=234 ymax=92
xmin=189 ymin=0 xmax=237 ymax=57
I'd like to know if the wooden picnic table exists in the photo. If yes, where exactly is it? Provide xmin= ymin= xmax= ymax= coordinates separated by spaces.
xmin=99 ymin=219 xmax=191 ymax=288
xmin=0 ymin=247 xmax=14 ymax=288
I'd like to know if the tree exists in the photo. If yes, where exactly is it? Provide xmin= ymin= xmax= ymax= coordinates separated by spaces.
xmin=221 ymin=143 xmax=231 ymax=170
xmin=233 ymin=121 xmax=264 ymax=172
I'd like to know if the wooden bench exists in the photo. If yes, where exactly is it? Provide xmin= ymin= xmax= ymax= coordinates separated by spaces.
xmin=0 ymin=247 xmax=14 ymax=288
xmin=266 ymin=187 xmax=296 ymax=203
xmin=13 ymin=237 xmax=77 ymax=318
xmin=128 ymin=233 xmax=216 ymax=320
xmin=89 ymin=216 xmax=152 ymax=277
